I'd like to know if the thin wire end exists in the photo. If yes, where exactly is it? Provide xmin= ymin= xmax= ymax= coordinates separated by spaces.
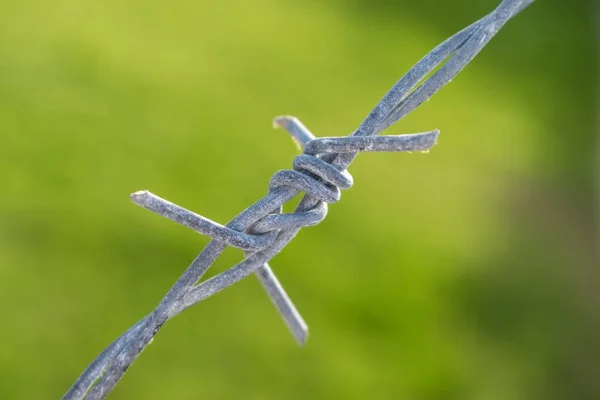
xmin=130 ymin=190 xmax=150 ymax=205
xmin=272 ymin=115 xmax=316 ymax=149
xmin=273 ymin=115 xmax=297 ymax=130
xmin=295 ymin=328 xmax=309 ymax=346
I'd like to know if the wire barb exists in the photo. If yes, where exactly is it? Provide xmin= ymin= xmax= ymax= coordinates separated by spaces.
xmin=62 ymin=1 xmax=536 ymax=399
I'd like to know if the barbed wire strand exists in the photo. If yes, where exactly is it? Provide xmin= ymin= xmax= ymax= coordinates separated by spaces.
xmin=63 ymin=1 xmax=536 ymax=398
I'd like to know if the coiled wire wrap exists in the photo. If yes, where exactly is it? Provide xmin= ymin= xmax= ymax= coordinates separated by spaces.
xmin=132 ymin=131 xmax=439 ymax=252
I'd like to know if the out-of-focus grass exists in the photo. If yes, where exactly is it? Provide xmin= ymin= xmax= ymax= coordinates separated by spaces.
xmin=0 ymin=0 xmax=597 ymax=399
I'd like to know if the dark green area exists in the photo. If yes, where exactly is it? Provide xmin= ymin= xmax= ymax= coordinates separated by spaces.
xmin=0 ymin=0 xmax=597 ymax=398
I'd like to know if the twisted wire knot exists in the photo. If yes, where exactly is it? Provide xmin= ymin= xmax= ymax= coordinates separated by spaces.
xmin=250 ymin=145 xmax=352 ymax=236
xmin=253 ymin=128 xmax=441 ymax=237
xmin=131 ymin=128 xmax=440 ymax=252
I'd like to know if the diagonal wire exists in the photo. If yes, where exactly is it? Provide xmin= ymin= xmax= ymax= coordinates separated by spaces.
xmin=62 ymin=1 xmax=536 ymax=399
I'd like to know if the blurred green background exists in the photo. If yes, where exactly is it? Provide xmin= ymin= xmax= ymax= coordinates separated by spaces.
xmin=0 ymin=0 xmax=597 ymax=398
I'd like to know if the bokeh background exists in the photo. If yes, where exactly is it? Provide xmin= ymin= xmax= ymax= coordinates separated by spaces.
xmin=0 ymin=0 xmax=597 ymax=398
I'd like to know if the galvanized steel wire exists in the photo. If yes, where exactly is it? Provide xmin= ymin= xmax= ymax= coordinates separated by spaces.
xmin=63 ymin=1 xmax=536 ymax=398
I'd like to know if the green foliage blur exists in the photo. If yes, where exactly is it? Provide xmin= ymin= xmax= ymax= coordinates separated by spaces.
xmin=0 ymin=0 xmax=597 ymax=398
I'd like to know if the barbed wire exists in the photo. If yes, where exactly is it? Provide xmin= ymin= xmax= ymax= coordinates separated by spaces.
xmin=63 ymin=1 xmax=536 ymax=398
